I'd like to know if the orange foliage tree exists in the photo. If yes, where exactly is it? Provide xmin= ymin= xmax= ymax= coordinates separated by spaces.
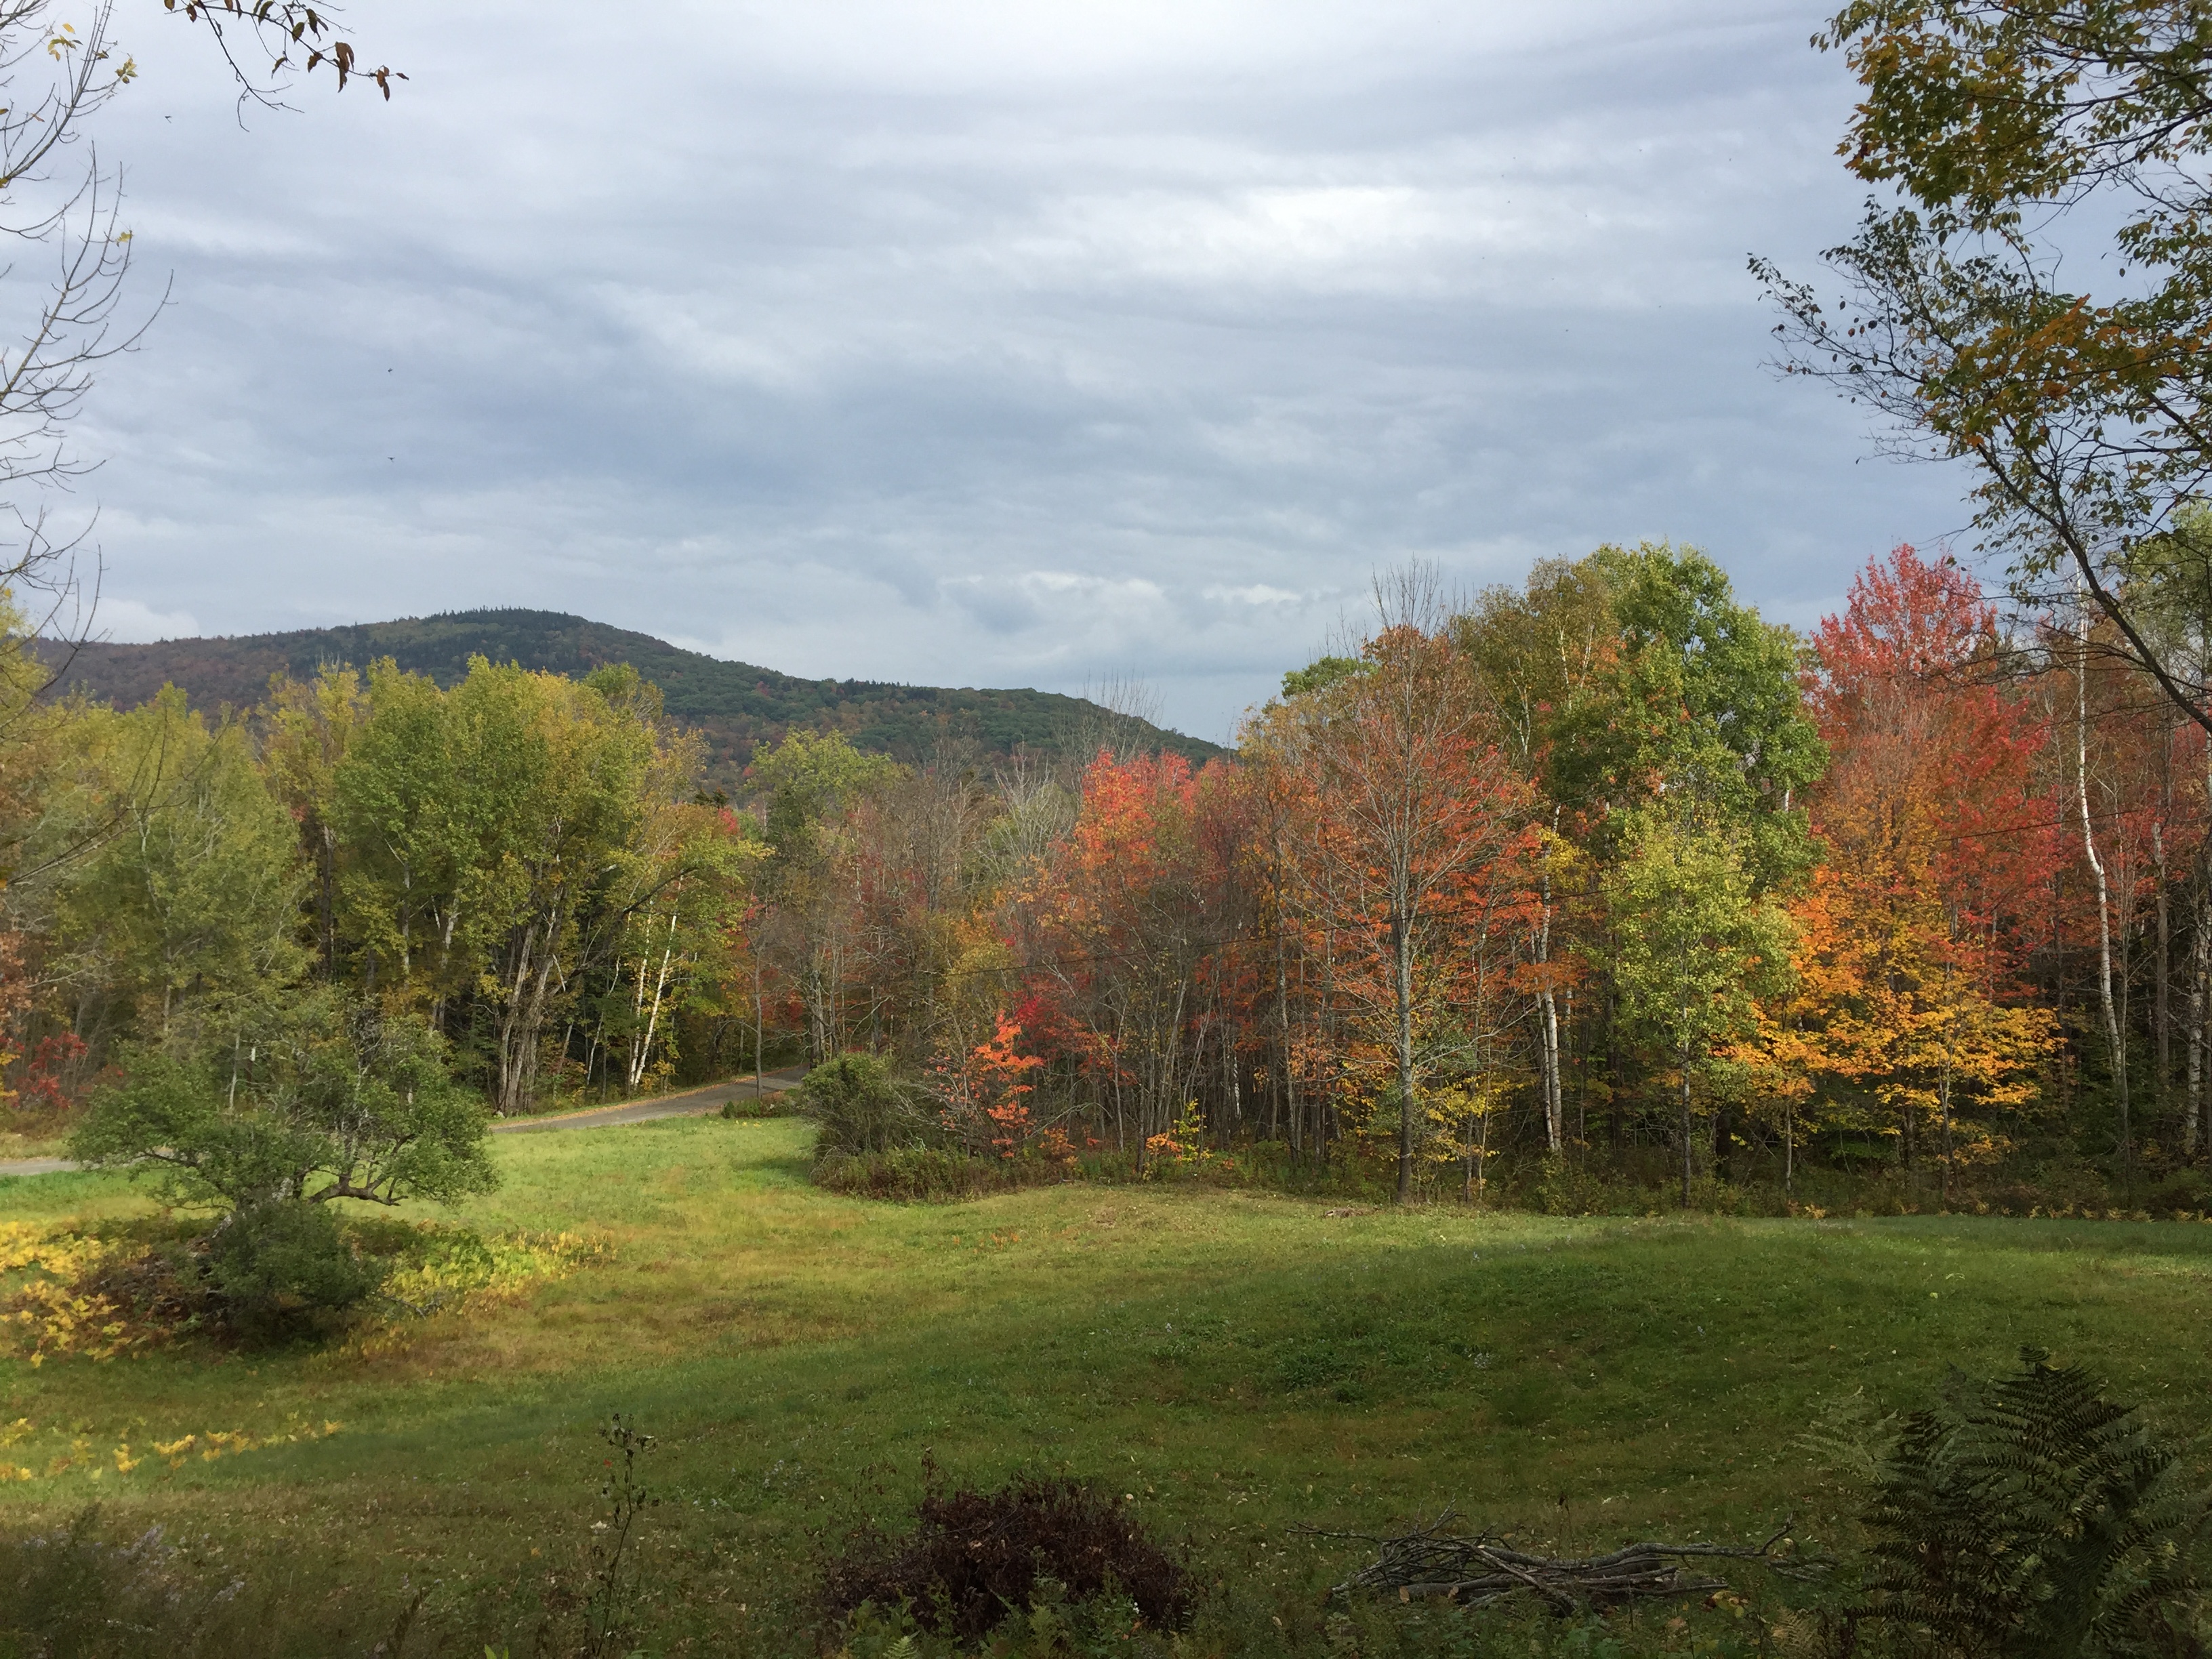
xmin=1757 ymin=545 xmax=2061 ymax=1192
xmin=1020 ymin=750 xmax=1251 ymax=1164
xmin=1248 ymin=588 xmax=1540 ymax=1202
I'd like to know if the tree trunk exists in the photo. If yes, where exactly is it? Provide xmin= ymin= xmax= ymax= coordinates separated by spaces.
xmin=1536 ymin=865 xmax=1562 ymax=1153
xmin=2077 ymin=611 xmax=2133 ymax=1193
xmin=1679 ymin=1038 xmax=1694 ymax=1207
xmin=493 ymin=901 xmax=565 ymax=1116
xmin=1539 ymin=986 xmax=1563 ymax=1153
xmin=2190 ymin=879 xmax=2209 ymax=1157
xmin=1939 ymin=956 xmax=1956 ymax=1204
xmin=1784 ymin=1094 xmax=1795 ymax=1200
xmin=1276 ymin=929 xmax=1301 ymax=1159
xmin=1393 ymin=910 xmax=1416 ymax=1205
xmin=2156 ymin=817 xmax=2173 ymax=1110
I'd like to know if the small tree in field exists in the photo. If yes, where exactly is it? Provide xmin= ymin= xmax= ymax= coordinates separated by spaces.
xmin=72 ymin=989 xmax=495 ymax=1314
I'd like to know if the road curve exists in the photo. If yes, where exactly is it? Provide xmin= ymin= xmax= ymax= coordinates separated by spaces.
xmin=0 ymin=1068 xmax=809 ymax=1177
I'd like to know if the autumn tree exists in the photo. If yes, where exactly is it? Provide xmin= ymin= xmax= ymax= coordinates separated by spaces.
xmin=1782 ymin=545 xmax=2060 ymax=1189
xmin=1024 ymin=748 xmax=1235 ymax=1162
xmin=750 ymin=729 xmax=901 ymax=1064
xmin=1454 ymin=556 xmax=1616 ymax=1151
xmin=2125 ymin=508 xmax=2212 ymax=1147
xmin=1254 ymin=571 xmax=1538 ymax=1203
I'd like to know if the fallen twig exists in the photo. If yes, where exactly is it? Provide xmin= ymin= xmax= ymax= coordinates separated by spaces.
xmin=1307 ymin=1511 xmax=1798 ymax=1610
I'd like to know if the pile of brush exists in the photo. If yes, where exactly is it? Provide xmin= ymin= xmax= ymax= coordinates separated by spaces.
xmin=1315 ymin=1511 xmax=1794 ymax=1612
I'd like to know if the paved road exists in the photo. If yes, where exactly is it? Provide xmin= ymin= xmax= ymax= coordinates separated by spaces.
xmin=489 ymin=1068 xmax=806 ymax=1134
xmin=0 ymin=1068 xmax=808 ymax=1176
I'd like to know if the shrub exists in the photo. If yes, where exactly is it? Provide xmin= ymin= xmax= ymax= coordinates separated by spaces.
xmin=821 ymin=1467 xmax=1190 ymax=1643
xmin=718 ymin=1094 xmax=789 ymax=1120
xmin=0 ymin=1508 xmax=412 ymax=1658
xmin=793 ymin=1052 xmax=943 ymax=1158
xmin=813 ymin=1145 xmax=1078 ymax=1202
xmin=1533 ymin=1156 xmax=1645 ymax=1216
xmin=206 ymin=1200 xmax=382 ymax=1326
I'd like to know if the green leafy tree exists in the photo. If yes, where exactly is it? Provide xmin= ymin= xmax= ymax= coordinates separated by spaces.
xmin=328 ymin=657 xmax=702 ymax=1113
xmin=586 ymin=790 xmax=762 ymax=1096
xmin=260 ymin=666 xmax=365 ymax=977
xmin=1551 ymin=542 xmax=1825 ymax=892
xmin=329 ymin=659 xmax=472 ymax=1003
xmin=455 ymin=661 xmax=662 ymax=1113
xmin=72 ymin=989 xmax=495 ymax=1212
xmin=54 ymin=689 xmax=305 ymax=1049
xmin=1453 ymin=556 xmax=1620 ymax=1151
xmin=1604 ymin=805 xmax=1795 ymax=1203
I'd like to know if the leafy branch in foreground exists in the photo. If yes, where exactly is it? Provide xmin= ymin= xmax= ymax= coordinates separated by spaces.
xmin=1759 ymin=0 xmax=2212 ymax=736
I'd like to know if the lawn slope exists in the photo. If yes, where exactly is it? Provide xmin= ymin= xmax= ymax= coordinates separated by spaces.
xmin=2 ymin=1119 xmax=2207 ymax=1654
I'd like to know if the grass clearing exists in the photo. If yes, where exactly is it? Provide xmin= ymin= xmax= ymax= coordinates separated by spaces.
xmin=3 ymin=1114 xmax=2210 ymax=1654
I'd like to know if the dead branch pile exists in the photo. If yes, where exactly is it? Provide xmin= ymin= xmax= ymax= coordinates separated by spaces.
xmin=1311 ymin=1511 xmax=1794 ymax=1612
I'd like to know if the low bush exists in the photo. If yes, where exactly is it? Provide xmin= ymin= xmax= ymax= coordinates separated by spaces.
xmin=2 ymin=1211 xmax=606 ymax=1361
xmin=207 ymin=1200 xmax=384 ymax=1331
xmin=821 ymin=1467 xmax=1191 ymax=1643
xmin=0 ymin=1509 xmax=409 ymax=1658
xmin=719 ymin=1094 xmax=790 ymax=1120
xmin=794 ymin=1052 xmax=944 ymax=1158
xmin=1532 ymin=1157 xmax=1650 ymax=1216
xmin=1 ymin=1218 xmax=214 ymax=1363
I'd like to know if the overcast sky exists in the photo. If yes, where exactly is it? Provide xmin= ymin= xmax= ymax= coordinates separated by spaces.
xmin=59 ymin=0 xmax=1965 ymax=742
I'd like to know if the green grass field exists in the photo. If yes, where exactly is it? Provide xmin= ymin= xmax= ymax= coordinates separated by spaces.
xmin=3 ymin=1115 xmax=2210 ymax=1656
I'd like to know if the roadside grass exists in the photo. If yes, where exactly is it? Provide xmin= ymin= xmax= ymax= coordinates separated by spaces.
xmin=2 ymin=1115 xmax=2210 ymax=1654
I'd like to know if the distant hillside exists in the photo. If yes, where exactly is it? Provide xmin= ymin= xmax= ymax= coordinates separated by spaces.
xmin=33 ymin=609 xmax=1221 ymax=787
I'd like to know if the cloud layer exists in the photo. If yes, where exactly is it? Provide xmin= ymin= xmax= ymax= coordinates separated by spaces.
xmin=62 ymin=0 xmax=1965 ymax=741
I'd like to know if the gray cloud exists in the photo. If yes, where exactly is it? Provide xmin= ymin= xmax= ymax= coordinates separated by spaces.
xmin=64 ymin=0 xmax=1965 ymax=742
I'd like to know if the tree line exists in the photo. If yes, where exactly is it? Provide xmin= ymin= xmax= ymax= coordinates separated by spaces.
xmin=13 ymin=533 xmax=2212 ymax=1210
xmin=756 ymin=541 xmax=2212 ymax=1210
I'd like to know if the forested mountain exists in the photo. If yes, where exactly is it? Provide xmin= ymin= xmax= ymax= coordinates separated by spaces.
xmin=33 ymin=609 xmax=1217 ymax=785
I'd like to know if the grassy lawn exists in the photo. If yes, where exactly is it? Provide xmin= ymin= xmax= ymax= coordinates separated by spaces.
xmin=3 ymin=1115 xmax=2210 ymax=1654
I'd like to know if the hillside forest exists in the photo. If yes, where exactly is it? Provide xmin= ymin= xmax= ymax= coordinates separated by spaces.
xmin=7 ymin=538 xmax=2205 ymax=1214
xmin=33 ymin=609 xmax=1221 ymax=790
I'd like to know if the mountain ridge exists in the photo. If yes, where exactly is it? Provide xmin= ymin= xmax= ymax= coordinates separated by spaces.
xmin=32 ymin=608 xmax=1221 ymax=787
